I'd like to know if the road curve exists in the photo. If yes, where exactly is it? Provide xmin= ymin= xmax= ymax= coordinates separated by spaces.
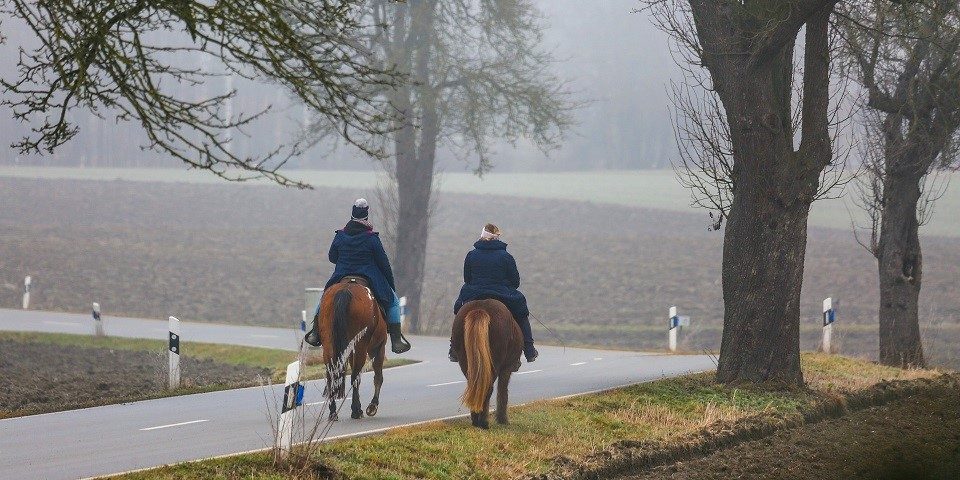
xmin=0 ymin=308 xmax=714 ymax=480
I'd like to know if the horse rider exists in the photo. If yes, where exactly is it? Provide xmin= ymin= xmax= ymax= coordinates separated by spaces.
xmin=450 ymin=223 xmax=538 ymax=363
xmin=306 ymin=198 xmax=411 ymax=354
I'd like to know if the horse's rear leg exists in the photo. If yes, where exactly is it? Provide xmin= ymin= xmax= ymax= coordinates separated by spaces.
xmin=326 ymin=372 xmax=338 ymax=422
xmin=474 ymin=384 xmax=495 ymax=429
xmin=495 ymin=371 xmax=512 ymax=425
xmin=366 ymin=342 xmax=386 ymax=417
xmin=350 ymin=353 xmax=365 ymax=419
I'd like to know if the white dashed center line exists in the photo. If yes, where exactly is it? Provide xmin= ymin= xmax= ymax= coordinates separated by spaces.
xmin=139 ymin=419 xmax=209 ymax=431
xmin=515 ymin=369 xmax=543 ymax=375
xmin=570 ymin=362 xmax=587 ymax=366
xmin=428 ymin=380 xmax=465 ymax=387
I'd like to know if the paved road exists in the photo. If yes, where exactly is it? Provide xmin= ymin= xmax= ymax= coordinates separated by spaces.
xmin=0 ymin=308 xmax=714 ymax=480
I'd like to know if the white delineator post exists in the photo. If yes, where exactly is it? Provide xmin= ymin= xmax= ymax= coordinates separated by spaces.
xmin=668 ymin=306 xmax=691 ymax=353
xmin=92 ymin=302 xmax=104 ymax=337
xmin=821 ymin=297 xmax=837 ymax=353
xmin=300 ymin=310 xmax=307 ymax=333
xmin=399 ymin=296 xmax=408 ymax=327
xmin=668 ymin=306 xmax=679 ymax=352
xmin=22 ymin=276 xmax=31 ymax=310
xmin=168 ymin=316 xmax=181 ymax=389
xmin=276 ymin=360 xmax=303 ymax=458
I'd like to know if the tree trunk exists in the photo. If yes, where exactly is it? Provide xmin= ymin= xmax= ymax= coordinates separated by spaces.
xmin=715 ymin=97 xmax=814 ymax=385
xmin=876 ymin=166 xmax=926 ymax=368
xmin=391 ymin=0 xmax=438 ymax=333
xmin=712 ymin=3 xmax=833 ymax=385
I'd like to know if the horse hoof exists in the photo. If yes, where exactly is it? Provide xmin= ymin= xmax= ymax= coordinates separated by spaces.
xmin=329 ymin=412 xmax=338 ymax=422
xmin=351 ymin=410 xmax=363 ymax=419
xmin=496 ymin=418 xmax=508 ymax=425
xmin=476 ymin=421 xmax=489 ymax=430
xmin=366 ymin=404 xmax=378 ymax=417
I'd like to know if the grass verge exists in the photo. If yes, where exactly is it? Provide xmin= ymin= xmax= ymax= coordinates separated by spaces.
xmin=107 ymin=353 xmax=946 ymax=480
xmin=0 ymin=332 xmax=415 ymax=419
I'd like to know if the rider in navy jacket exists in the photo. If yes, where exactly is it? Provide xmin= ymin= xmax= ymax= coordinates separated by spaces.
xmin=451 ymin=224 xmax=538 ymax=362
xmin=305 ymin=199 xmax=410 ymax=354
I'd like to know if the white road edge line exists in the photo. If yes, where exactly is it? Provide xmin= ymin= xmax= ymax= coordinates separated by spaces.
xmin=515 ymin=369 xmax=543 ymax=375
xmin=569 ymin=362 xmax=587 ymax=366
xmin=428 ymin=380 xmax=465 ymax=387
xmin=139 ymin=419 xmax=209 ymax=431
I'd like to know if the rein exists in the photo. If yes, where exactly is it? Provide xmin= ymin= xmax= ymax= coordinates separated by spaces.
xmin=530 ymin=311 xmax=566 ymax=353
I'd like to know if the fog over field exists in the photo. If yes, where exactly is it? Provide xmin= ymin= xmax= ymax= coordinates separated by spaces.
xmin=0 ymin=0 xmax=679 ymax=172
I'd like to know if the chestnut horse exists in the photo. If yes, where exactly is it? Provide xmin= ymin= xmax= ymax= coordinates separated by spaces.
xmin=316 ymin=277 xmax=387 ymax=421
xmin=451 ymin=299 xmax=523 ymax=429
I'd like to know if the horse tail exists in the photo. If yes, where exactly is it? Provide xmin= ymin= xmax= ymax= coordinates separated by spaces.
xmin=461 ymin=308 xmax=493 ymax=413
xmin=332 ymin=287 xmax=353 ymax=362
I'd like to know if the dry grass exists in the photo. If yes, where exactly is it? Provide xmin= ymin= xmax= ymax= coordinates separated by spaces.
xmin=111 ymin=353 xmax=946 ymax=480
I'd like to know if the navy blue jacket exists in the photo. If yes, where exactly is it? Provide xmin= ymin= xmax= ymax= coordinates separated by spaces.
xmin=325 ymin=222 xmax=396 ymax=311
xmin=454 ymin=240 xmax=529 ymax=319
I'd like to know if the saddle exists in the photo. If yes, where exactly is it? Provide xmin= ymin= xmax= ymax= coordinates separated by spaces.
xmin=340 ymin=276 xmax=370 ymax=287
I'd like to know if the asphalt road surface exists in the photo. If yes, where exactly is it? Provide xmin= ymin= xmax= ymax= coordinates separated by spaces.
xmin=0 ymin=308 xmax=714 ymax=480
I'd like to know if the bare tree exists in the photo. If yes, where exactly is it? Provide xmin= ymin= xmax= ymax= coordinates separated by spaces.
xmin=645 ymin=0 xmax=840 ymax=385
xmin=335 ymin=0 xmax=576 ymax=332
xmin=0 ymin=0 xmax=400 ymax=187
xmin=840 ymin=0 xmax=960 ymax=368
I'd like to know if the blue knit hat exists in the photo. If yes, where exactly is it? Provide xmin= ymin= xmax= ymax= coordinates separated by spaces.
xmin=351 ymin=198 xmax=369 ymax=221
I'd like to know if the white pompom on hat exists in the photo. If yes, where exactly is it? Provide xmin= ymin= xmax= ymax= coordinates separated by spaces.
xmin=351 ymin=198 xmax=370 ymax=220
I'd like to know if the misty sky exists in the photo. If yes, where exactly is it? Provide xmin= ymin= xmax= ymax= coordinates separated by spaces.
xmin=0 ymin=1 xmax=683 ymax=172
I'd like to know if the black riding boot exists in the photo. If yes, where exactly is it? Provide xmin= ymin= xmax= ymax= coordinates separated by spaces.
xmin=304 ymin=326 xmax=321 ymax=347
xmin=388 ymin=323 xmax=411 ymax=354
xmin=517 ymin=316 xmax=538 ymax=362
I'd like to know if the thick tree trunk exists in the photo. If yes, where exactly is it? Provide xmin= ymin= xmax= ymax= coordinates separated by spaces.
xmin=391 ymin=0 xmax=438 ymax=333
xmin=876 ymin=167 xmax=926 ymax=368
xmin=712 ymin=3 xmax=833 ymax=386
xmin=715 ymin=117 xmax=813 ymax=385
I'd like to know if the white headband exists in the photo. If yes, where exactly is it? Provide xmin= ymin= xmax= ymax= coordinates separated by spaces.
xmin=479 ymin=227 xmax=500 ymax=240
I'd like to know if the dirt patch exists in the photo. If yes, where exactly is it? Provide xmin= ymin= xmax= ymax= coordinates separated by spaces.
xmin=0 ymin=339 xmax=269 ymax=416
xmin=618 ymin=383 xmax=960 ymax=480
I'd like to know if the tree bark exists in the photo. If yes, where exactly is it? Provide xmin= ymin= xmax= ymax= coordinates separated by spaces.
xmin=709 ymin=2 xmax=834 ymax=385
xmin=391 ymin=0 xmax=438 ymax=333
xmin=876 ymin=161 xmax=926 ymax=368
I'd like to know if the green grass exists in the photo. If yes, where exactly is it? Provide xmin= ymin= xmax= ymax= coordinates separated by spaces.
xmin=3 ymin=166 xmax=958 ymax=237
xmin=110 ymin=353 xmax=943 ymax=480
xmin=0 ymin=331 xmax=414 ymax=383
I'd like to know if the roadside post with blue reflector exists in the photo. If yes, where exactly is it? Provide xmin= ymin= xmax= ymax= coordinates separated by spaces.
xmin=277 ymin=360 xmax=302 ymax=458
xmin=168 ymin=316 xmax=181 ymax=389
xmin=399 ymin=296 xmax=408 ymax=328
xmin=92 ymin=302 xmax=104 ymax=337
xmin=668 ymin=306 xmax=690 ymax=352
xmin=22 ymin=276 xmax=31 ymax=310
xmin=821 ymin=297 xmax=838 ymax=353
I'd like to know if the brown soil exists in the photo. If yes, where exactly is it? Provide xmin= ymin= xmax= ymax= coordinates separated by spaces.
xmin=0 ymin=339 xmax=269 ymax=416
xmin=1 ymin=177 xmax=958 ymax=367
xmin=619 ymin=387 xmax=960 ymax=480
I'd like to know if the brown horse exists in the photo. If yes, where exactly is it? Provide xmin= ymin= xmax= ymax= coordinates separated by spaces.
xmin=316 ymin=277 xmax=387 ymax=421
xmin=451 ymin=299 xmax=523 ymax=429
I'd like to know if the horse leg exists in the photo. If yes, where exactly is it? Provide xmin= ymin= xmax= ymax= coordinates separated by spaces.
xmin=366 ymin=342 xmax=386 ymax=417
xmin=350 ymin=353 xmax=364 ymax=419
xmin=326 ymin=371 xmax=338 ymax=422
xmin=476 ymin=384 xmax=494 ymax=429
xmin=496 ymin=371 xmax=512 ymax=425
